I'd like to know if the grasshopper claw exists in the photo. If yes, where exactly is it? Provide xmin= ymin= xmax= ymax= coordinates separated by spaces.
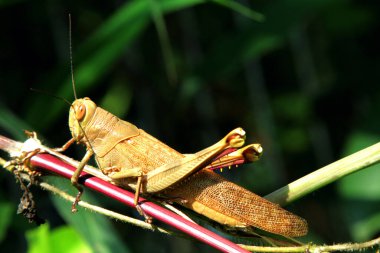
xmin=136 ymin=205 xmax=152 ymax=223
xmin=71 ymin=186 xmax=83 ymax=213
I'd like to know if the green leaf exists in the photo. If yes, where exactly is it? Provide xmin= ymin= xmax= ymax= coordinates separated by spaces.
xmin=273 ymin=93 xmax=312 ymax=122
xmin=46 ymin=177 xmax=130 ymax=253
xmin=0 ymin=0 xmax=25 ymax=7
xmin=350 ymin=212 xmax=380 ymax=241
xmin=197 ymin=0 xmax=334 ymax=80
xmin=26 ymin=224 xmax=92 ymax=253
xmin=99 ymin=82 xmax=133 ymax=118
xmin=337 ymin=132 xmax=380 ymax=200
xmin=279 ymin=127 xmax=308 ymax=152
xmin=26 ymin=0 xmax=206 ymax=130
xmin=334 ymin=132 xmax=380 ymax=241
xmin=212 ymin=0 xmax=265 ymax=22
xmin=149 ymin=0 xmax=177 ymax=85
xmin=0 ymin=201 xmax=14 ymax=242
xmin=0 ymin=105 xmax=33 ymax=140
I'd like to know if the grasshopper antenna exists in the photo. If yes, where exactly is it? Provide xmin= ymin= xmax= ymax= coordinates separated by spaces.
xmin=68 ymin=14 xmax=77 ymax=100
xmin=30 ymin=88 xmax=72 ymax=106
xmin=30 ymin=15 xmax=77 ymax=105
xmin=67 ymin=14 xmax=94 ymax=150
xmin=67 ymin=14 xmax=101 ymax=189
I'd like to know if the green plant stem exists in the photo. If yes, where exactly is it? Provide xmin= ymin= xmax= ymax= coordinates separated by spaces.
xmin=265 ymin=142 xmax=380 ymax=206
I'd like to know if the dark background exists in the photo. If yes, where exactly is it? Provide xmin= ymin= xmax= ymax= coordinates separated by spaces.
xmin=1 ymin=0 xmax=380 ymax=252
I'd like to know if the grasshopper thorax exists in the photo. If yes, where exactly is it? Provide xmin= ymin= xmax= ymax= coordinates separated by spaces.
xmin=69 ymin=97 xmax=97 ymax=142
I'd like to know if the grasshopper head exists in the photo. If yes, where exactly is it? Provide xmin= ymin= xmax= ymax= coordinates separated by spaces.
xmin=69 ymin=97 xmax=97 ymax=142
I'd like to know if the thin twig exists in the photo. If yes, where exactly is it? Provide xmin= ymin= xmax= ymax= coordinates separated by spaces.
xmin=11 ymin=169 xmax=177 ymax=235
xmin=239 ymin=236 xmax=380 ymax=252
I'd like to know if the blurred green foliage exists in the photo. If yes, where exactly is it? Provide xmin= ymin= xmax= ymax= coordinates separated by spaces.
xmin=1 ymin=0 xmax=380 ymax=252
xmin=26 ymin=224 xmax=92 ymax=253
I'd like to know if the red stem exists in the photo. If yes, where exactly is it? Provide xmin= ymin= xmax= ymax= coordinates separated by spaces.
xmin=30 ymin=153 xmax=250 ymax=253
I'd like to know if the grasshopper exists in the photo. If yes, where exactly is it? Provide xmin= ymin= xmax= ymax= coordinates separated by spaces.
xmin=58 ymin=96 xmax=308 ymax=238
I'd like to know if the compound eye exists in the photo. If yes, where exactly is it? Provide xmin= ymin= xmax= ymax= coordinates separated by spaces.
xmin=75 ymin=104 xmax=86 ymax=121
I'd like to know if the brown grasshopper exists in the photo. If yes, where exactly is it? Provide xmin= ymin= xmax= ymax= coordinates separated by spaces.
xmin=58 ymin=96 xmax=308 ymax=238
